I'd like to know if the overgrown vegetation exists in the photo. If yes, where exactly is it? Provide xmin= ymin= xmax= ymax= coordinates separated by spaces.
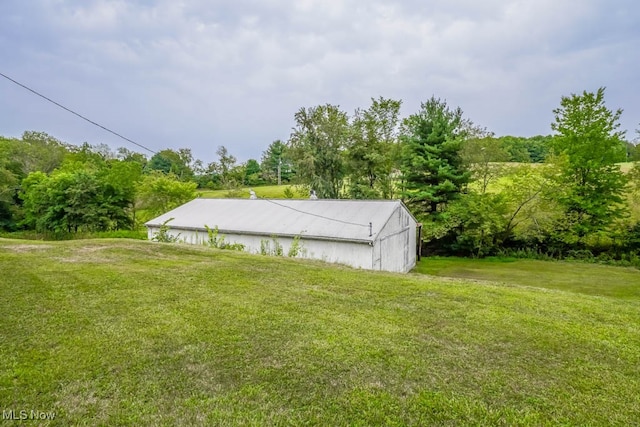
xmin=151 ymin=218 xmax=181 ymax=243
xmin=1 ymin=239 xmax=638 ymax=425
xmin=204 ymin=224 xmax=245 ymax=251
xmin=260 ymin=235 xmax=284 ymax=256
xmin=287 ymin=234 xmax=304 ymax=257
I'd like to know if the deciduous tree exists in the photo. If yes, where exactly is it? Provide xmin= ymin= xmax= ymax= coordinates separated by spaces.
xmin=288 ymin=104 xmax=350 ymax=198
xmin=19 ymin=166 xmax=135 ymax=233
xmin=346 ymin=97 xmax=402 ymax=199
xmin=135 ymin=171 xmax=197 ymax=221
xmin=461 ymin=136 xmax=509 ymax=194
xmin=550 ymin=87 xmax=628 ymax=238
xmin=147 ymin=149 xmax=194 ymax=181
xmin=216 ymin=146 xmax=238 ymax=187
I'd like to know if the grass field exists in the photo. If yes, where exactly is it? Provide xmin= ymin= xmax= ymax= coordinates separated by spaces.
xmin=618 ymin=161 xmax=638 ymax=173
xmin=1 ymin=238 xmax=639 ymax=425
xmin=415 ymin=257 xmax=640 ymax=299
xmin=199 ymin=163 xmax=637 ymax=197
xmin=198 ymin=185 xmax=305 ymax=199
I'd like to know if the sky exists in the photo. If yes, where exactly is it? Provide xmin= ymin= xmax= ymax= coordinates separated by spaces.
xmin=1 ymin=0 xmax=638 ymax=163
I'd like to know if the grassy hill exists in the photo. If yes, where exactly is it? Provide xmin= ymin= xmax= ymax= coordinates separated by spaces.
xmin=1 ymin=239 xmax=639 ymax=425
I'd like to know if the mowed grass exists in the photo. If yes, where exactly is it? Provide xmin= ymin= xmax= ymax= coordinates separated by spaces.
xmin=198 ymin=185 xmax=304 ymax=199
xmin=415 ymin=257 xmax=640 ymax=299
xmin=1 ymin=239 xmax=639 ymax=425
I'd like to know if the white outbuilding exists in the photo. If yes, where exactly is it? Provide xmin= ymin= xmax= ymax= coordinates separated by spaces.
xmin=145 ymin=198 xmax=419 ymax=273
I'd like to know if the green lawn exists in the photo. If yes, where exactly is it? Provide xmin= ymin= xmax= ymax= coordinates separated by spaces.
xmin=1 ymin=239 xmax=639 ymax=425
xmin=198 ymin=185 xmax=306 ymax=199
xmin=415 ymin=257 xmax=640 ymax=299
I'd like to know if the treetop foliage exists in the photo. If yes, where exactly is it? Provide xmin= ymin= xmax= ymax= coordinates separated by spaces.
xmin=551 ymin=87 xmax=627 ymax=165
xmin=346 ymin=97 xmax=402 ymax=199
xmin=288 ymin=104 xmax=350 ymax=199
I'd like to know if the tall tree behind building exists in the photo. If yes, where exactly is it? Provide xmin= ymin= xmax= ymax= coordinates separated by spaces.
xmin=346 ymin=97 xmax=402 ymax=199
xmin=550 ymin=87 xmax=628 ymax=240
xmin=400 ymin=96 xmax=472 ymax=221
xmin=288 ymin=104 xmax=350 ymax=198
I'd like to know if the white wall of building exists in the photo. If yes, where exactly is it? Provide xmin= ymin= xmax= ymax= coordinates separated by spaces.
xmin=147 ymin=227 xmax=375 ymax=270
xmin=372 ymin=206 xmax=417 ymax=273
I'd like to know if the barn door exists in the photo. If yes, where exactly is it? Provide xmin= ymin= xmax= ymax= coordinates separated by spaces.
xmin=380 ymin=229 xmax=410 ymax=272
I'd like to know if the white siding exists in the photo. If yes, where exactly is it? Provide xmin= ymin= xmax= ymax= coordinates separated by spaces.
xmin=373 ymin=206 xmax=417 ymax=273
xmin=147 ymin=227 xmax=375 ymax=270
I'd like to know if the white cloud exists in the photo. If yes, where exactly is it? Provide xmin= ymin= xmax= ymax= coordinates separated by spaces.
xmin=64 ymin=0 xmax=128 ymax=31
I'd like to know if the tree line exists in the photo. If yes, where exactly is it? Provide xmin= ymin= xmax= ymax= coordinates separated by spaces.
xmin=275 ymin=90 xmax=640 ymax=262
xmin=1 ymin=88 xmax=639 ymax=262
xmin=0 ymin=134 xmax=197 ymax=233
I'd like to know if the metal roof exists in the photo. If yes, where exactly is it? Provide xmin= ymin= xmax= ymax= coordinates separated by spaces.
xmin=145 ymin=198 xmax=411 ymax=243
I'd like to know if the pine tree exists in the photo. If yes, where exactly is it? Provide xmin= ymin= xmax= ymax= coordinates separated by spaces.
xmin=400 ymin=97 xmax=471 ymax=219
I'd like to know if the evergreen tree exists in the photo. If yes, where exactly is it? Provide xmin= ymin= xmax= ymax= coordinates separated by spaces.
xmin=261 ymin=140 xmax=294 ymax=184
xmin=400 ymin=97 xmax=471 ymax=220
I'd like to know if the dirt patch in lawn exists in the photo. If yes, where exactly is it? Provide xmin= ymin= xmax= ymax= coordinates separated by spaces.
xmin=1 ymin=244 xmax=54 ymax=253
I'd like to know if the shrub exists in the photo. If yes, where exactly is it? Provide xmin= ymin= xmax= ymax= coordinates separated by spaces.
xmin=152 ymin=218 xmax=181 ymax=243
xmin=204 ymin=224 xmax=245 ymax=251
xmin=271 ymin=236 xmax=283 ymax=256
xmin=283 ymin=186 xmax=294 ymax=199
xmin=259 ymin=236 xmax=284 ymax=256
xmin=287 ymin=234 xmax=303 ymax=257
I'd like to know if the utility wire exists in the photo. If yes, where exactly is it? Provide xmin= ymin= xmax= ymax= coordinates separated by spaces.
xmin=257 ymin=196 xmax=371 ymax=229
xmin=2 ymin=71 xmax=373 ymax=230
xmin=0 ymin=71 xmax=157 ymax=154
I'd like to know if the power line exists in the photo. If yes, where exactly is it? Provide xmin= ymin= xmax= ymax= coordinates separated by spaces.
xmin=1 ymin=71 xmax=373 ymax=229
xmin=0 ymin=71 xmax=157 ymax=154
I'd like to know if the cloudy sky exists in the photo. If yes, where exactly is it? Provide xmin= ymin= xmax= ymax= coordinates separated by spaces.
xmin=1 ymin=0 xmax=638 ymax=163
